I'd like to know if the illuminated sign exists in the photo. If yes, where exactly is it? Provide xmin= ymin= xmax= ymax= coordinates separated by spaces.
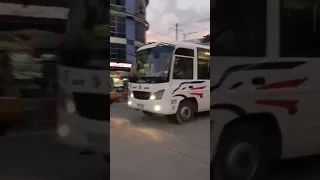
xmin=110 ymin=62 xmax=132 ymax=68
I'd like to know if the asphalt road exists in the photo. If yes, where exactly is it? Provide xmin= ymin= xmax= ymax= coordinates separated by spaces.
xmin=110 ymin=103 xmax=210 ymax=180
xmin=2 ymin=102 xmax=320 ymax=180
xmin=266 ymin=156 xmax=320 ymax=180
xmin=111 ymin=103 xmax=320 ymax=180
xmin=0 ymin=133 xmax=108 ymax=180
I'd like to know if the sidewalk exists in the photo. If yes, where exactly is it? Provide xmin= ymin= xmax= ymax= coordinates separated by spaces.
xmin=110 ymin=119 xmax=210 ymax=180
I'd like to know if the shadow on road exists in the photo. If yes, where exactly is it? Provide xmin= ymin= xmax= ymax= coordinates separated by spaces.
xmin=267 ymin=155 xmax=320 ymax=179
xmin=0 ymin=134 xmax=108 ymax=180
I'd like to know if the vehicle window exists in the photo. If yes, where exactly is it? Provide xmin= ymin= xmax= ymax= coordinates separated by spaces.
xmin=174 ymin=48 xmax=194 ymax=57
xmin=211 ymin=0 xmax=267 ymax=57
xmin=197 ymin=48 xmax=210 ymax=79
xmin=280 ymin=0 xmax=320 ymax=57
xmin=173 ymin=56 xmax=193 ymax=80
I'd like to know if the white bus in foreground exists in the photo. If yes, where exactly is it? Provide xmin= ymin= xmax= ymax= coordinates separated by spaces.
xmin=128 ymin=42 xmax=210 ymax=124
xmin=56 ymin=0 xmax=109 ymax=163
xmin=211 ymin=0 xmax=320 ymax=179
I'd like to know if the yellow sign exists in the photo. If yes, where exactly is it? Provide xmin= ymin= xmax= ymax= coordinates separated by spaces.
xmin=93 ymin=24 xmax=108 ymax=37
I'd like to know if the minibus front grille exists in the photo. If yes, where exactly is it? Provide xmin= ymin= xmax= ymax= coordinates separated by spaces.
xmin=132 ymin=91 xmax=150 ymax=100
xmin=73 ymin=92 xmax=109 ymax=121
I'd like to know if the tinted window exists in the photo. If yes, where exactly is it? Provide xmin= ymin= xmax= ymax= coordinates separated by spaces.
xmin=211 ymin=0 xmax=267 ymax=57
xmin=173 ymin=56 xmax=193 ymax=79
xmin=111 ymin=0 xmax=125 ymax=6
xmin=197 ymin=48 xmax=210 ymax=79
xmin=174 ymin=48 xmax=194 ymax=57
xmin=280 ymin=0 xmax=320 ymax=57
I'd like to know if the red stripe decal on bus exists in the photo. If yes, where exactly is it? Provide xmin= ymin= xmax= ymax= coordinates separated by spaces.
xmin=191 ymin=86 xmax=206 ymax=90
xmin=254 ymin=100 xmax=298 ymax=109
xmin=256 ymin=78 xmax=308 ymax=90
xmin=190 ymin=93 xmax=203 ymax=98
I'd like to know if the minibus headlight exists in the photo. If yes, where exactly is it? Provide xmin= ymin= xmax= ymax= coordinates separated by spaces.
xmin=58 ymin=85 xmax=76 ymax=114
xmin=149 ymin=89 xmax=165 ymax=100
xmin=65 ymin=97 xmax=76 ymax=113
xmin=128 ymin=90 xmax=134 ymax=98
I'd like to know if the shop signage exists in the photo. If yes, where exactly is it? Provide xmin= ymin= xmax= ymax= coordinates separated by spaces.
xmin=110 ymin=62 xmax=132 ymax=68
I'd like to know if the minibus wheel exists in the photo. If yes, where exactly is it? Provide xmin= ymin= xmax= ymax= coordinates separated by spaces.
xmin=213 ymin=123 xmax=270 ymax=180
xmin=174 ymin=100 xmax=195 ymax=124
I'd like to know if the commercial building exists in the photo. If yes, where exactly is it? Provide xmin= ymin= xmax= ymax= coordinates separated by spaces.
xmin=0 ymin=0 xmax=68 ymax=33
xmin=110 ymin=0 xmax=149 ymax=70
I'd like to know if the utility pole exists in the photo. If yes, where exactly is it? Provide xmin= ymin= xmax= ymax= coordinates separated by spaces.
xmin=183 ymin=32 xmax=197 ymax=41
xmin=175 ymin=23 xmax=178 ymax=41
xmin=170 ymin=23 xmax=180 ymax=41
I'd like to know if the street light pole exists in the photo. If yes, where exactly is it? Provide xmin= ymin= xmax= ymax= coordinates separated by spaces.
xmin=183 ymin=32 xmax=197 ymax=41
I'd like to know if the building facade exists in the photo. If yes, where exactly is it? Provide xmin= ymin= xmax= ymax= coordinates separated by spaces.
xmin=110 ymin=0 xmax=149 ymax=67
xmin=0 ymin=0 xmax=68 ymax=33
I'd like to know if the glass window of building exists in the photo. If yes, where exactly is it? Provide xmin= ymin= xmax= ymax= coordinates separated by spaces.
xmin=110 ymin=43 xmax=126 ymax=61
xmin=111 ymin=0 xmax=125 ymax=6
xmin=111 ymin=0 xmax=125 ymax=12
xmin=110 ymin=15 xmax=126 ymax=38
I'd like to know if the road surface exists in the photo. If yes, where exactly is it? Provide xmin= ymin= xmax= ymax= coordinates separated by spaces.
xmin=110 ymin=103 xmax=210 ymax=180
xmin=267 ymin=156 xmax=320 ymax=180
xmin=111 ymin=103 xmax=320 ymax=180
xmin=0 ymin=133 xmax=108 ymax=180
xmin=1 ymin=102 xmax=320 ymax=180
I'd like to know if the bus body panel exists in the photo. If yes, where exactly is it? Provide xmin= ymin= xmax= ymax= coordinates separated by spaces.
xmin=170 ymin=79 xmax=210 ymax=112
xmin=58 ymin=109 xmax=109 ymax=154
xmin=58 ymin=66 xmax=110 ymax=94
xmin=211 ymin=0 xmax=320 ymax=163
xmin=128 ymin=80 xmax=210 ymax=114
xmin=211 ymin=57 xmax=320 ymax=159
xmin=128 ymin=82 xmax=175 ymax=114
xmin=57 ymin=66 xmax=109 ymax=154
xmin=129 ymin=41 xmax=210 ymax=116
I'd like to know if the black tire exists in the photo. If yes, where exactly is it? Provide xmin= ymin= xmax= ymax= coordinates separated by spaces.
xmin=213 ymin=123 xmax=271 ymax=180
xmin=172 ymin=100 xmax=196 ymax=124
xmin=103 ymin=154 xmax=110 ymax=164
xmin=142 ymin=111 xmax=154 ymax=116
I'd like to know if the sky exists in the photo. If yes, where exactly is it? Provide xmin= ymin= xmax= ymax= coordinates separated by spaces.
xmin=146 ymin=0 xmax=210 ymax=43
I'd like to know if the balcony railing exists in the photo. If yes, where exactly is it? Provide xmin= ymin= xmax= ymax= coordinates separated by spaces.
xmin=111 ymin=4 xmax=126 ymax=13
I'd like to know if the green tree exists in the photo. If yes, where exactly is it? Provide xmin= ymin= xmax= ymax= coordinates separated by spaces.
xmin=202 ymin=34 xmax=210 ymax=43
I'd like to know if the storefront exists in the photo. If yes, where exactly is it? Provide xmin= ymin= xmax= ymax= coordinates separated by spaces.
xmin=110 ymin=62 xmax=131 ymax=92
xmin=110 ymin=61 xmax=132 ymax=71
